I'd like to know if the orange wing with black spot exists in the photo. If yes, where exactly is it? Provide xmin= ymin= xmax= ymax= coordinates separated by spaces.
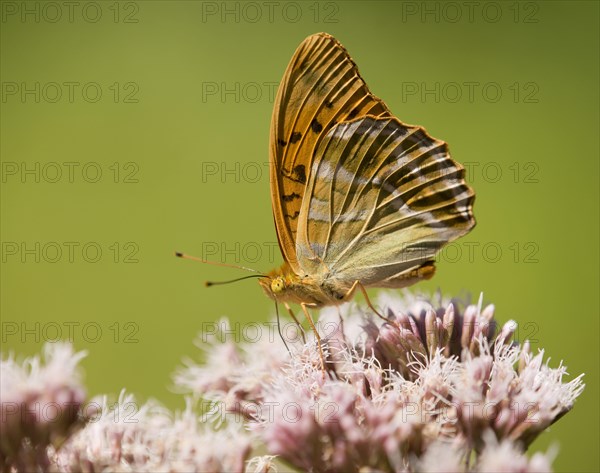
xmin=269 ymin=32 xmax=392 ymax=274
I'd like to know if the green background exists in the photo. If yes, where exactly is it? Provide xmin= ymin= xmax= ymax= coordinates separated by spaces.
xmin=1 ymin=1 xmax=598 ymax=471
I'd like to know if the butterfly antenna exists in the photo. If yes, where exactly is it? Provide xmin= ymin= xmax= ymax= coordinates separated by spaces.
xmin=175 ymin=252 xmax=266 ymax=274
xmin=175 ymin=252 xmax=269 ymax=286
xmin=205 ymin=274 xmax=266 ymax=287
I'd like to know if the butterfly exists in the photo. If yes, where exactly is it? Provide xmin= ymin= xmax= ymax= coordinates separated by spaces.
xmin=257 ymin=33 xmax=475 ymax=314
xmin=179 ymin=33 xmax=475 ymax=363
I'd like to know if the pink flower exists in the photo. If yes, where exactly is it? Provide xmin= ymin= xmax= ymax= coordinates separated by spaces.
xmin=0 ymin=291 xmax=584 ymax=473
xmin=176 ymin=291 xmax=583 ymax=472
xmin=1 ymin=343 xmax=88 ymax=472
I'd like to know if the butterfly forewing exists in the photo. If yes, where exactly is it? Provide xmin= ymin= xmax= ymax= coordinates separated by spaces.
xmin=270 ymin=33 xmax=392 ymax=272
xmin=296 ymin=116 xmax=475 ymax=289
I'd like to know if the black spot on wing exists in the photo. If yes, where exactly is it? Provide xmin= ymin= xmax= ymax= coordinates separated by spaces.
xmin=290 ymin=131 xmax=302 ymax=144
xmin=281 ymin=192 xmax=301 ymax=202
xmin=348 ymin=108 xmax=358 ymax=119
xmin=286 ymin=211 xmax=300 ymax=220
xmin=293 ymin=164 xmax=307 ymax=184
xmin=311 ymin=119 xmax=323 ymax=133
xmin=278 ymin=139 xmax=287 ymax=147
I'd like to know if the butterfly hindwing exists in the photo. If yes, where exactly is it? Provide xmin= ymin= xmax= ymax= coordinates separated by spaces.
xmin=295 ymin=116 xmax=475 ymax=289
xmin=270 ymin=33 xmax=392 ymax=273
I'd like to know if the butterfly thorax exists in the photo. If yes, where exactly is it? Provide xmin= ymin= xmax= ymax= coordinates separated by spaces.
xmin=258 ymin=262 xmax=346 ymax=307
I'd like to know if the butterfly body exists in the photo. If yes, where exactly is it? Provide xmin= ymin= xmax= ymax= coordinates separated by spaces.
xmin=259 ymin=263 xmax=345 ymax=307
xmin=259 ymin=259 xmax=437 ymax=308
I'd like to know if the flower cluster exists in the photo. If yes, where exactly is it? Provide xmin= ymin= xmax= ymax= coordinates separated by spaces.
xmin=1 ymin=343 xmax=88 ymax=473
xmin=52 ymin=392 xmax=254 ymax=473
xmin=177 ymin=292 xmax=584 ymax=472
xmin=0 ymin=291 xmax=585 ymax=472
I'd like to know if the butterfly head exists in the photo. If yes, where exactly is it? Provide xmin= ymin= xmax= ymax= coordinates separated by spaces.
xmin=270 ymin=276 xmax=286 ymax=294
xmin=258 ymin=274 xmax=286 ymax=300
xmin=258 ymin=262 xmax=304 ymax=302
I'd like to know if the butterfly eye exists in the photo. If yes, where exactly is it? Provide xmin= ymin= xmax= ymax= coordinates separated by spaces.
xmin=271 ymin=278 xmax=285 ymax=293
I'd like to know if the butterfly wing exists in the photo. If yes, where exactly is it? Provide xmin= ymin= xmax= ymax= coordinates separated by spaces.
xmin=270 ymin=33 xmax=392 ymax=274
xmin=295 ymin=116 xmax=475 ymax=290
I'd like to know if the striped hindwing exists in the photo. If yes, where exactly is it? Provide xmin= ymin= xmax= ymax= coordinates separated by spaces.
xmin=296 ymin=116 xmax=475 ymax=289
xmin=270 ymin=33 xmax=391 ymax=273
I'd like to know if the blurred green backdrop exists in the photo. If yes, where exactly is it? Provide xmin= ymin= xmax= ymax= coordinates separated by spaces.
xmin=1 ymin=1 xmax=598 ymax=471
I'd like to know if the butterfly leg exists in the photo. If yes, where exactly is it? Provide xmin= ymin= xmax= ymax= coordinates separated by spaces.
xmin=284 ymin=302 xmax=307 ymax=344
xmin=300 ymin=302 xmax=326 ymax=374
xmin=345 ymin=280 xmax=395 ymax=324
xmin=274 ymin=301 xmax=293 ymax=357
xmin=335 ymin=305 xmax=345 ymax=339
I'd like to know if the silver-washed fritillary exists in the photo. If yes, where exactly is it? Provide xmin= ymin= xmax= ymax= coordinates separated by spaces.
xmin=179 ymin=33 xmax=476 ymax=367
